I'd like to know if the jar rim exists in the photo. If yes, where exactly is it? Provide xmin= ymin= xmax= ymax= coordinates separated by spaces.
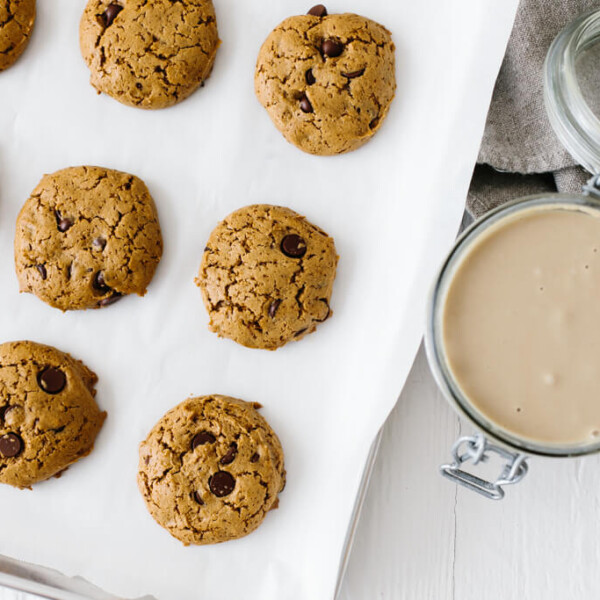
xmin=425 ymin=193 xmax=600 ymax=457
xmin=544 ymin=8 xmax=600 ymax=174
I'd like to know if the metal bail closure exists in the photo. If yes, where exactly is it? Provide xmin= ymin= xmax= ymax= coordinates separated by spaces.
xmin=440 ymin=434 xmax=528 ymax=500
xmin=582 ymin=173 xmax=600 ymax=199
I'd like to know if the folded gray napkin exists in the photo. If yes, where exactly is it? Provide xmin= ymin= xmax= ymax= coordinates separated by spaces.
xmin=467 ymin=0 xmax=598 ymax=218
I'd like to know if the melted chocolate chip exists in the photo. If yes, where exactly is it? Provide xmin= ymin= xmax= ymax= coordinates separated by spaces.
xmin=93 ymin=272 xmax=111 ymax=294
xmin=220 ymin=443 xmax=238 ymax=465
xmin=268 ymin=299 xmax=282 ymax=318
xmin=250 ymin=452 xmax=260 ymax=463
xmin=307 ymin=4 xmax=327 ymax=16
xmin=55 ymin=211 xmax=73 ymax=232
xmin=92 ymin=237 xmax=107 ymax=251
xmin=98 ymin=293 xmax=122 ymax=307
xmin=322 ymin=39 xmax=344 ymax=58
xmin=342 ymin=68 xmax=365 ymax=79
xmin=192 ymin=431 xmax=216 ymax=449
xmin=0 ymin=433 xmax=22 ymax=458
xmin=305 ymin=69 xmax=316 ymax=85
xmin=209 ymin=471 xmax=235 ymax=497
xmin=299 ymin=94 xmax=313 ymax=113
xmin=36 ymin=264 xmax=47 ymax=280
xmin=281 ymin=234 xmax=307 ymax=258
xmin=102 ymin=2 xmax=123 ymax=27
xmin=38 ymin=367 xmax=66 ymax=394
xmin=193 ymin=491 xmax=204 ymax=505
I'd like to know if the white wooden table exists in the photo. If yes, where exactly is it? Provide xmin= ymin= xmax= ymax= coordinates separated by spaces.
xmin=339 ymin=345 xmax=600 ymax=600
xmin=4 ymin=344 xmax=600 ymax=600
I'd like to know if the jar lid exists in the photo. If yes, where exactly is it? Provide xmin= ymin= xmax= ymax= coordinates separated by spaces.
xmin=544 ymin=8 xmax=600 ymax=174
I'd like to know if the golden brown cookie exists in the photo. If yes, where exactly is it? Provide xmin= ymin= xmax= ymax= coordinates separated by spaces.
xmin=14 ymin=166 xmax=163 ymax=311
xmin=0 ymin=341 xmax=106 ymax=489
xmin=79 ymin=0 xmax=220 ymax=109
xmin=138 ymin=395 xmax=285 ymax=545
xmin=255 ymin=5 xmax=396 ymax=155
xmin=0 ymin=0 xmax=35 ymax=72
xmin=196 ymin=204 xmax=338 ymax=350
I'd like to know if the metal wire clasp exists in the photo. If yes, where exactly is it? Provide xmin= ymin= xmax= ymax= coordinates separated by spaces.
xmin=440 ymin=434 xmax=528 ymax=500
xmin=582 ymin=173 xmax=600 ymax=199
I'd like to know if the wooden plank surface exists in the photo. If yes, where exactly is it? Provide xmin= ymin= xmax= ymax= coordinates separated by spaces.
xmin=339 ymin=345 xmax=600 ymax=600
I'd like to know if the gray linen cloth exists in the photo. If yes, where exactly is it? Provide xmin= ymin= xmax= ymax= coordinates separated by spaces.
xmin=467 ymin=0 xmax=598 ymax=218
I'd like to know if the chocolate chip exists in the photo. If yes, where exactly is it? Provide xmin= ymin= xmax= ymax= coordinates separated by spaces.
xmin=92 ymin=237 xmax=107 ymax=251
xmin=55 ymin=211 xmax=73 ymax=232
xmin=0 ymin=433 xmax=22 ymax=458
xmin=250 ymin=452 xmax=259 ymax=463
xmin=93 ymin=272 xmax=111 ymax=294
xmin=299 ymin=94 xmax=313 ymax=113
xmin=102 ymin=2 xmax=122 ymax=27
xmin=281 ymin=234 xmax=307 ymax=258
xmin=38 ymin=367 xmax=66 ymax=394
xmin=268 ymin=299 xmax=282 ymax=318
xmin=342 ymin=68 xmax=365 ymax=79
xmin=192 ymin=431 xmax=216 ymax=449
xmin=307 ymin=4 xmax=327 ymax=16
xmin=0 ymin=406 xmax=9 ymax=421
xmin=98 ymin=293 xmax=122 ymax=307
xmin=209 ymin=471 xmax=235 ymax=497
xmin=220 ymin=443 xmax=238 ymax=465
xmin=322 ymin=39 xmax=344 ymax=58
xmin=36 ymin=264 xmax=47 ymax=280
xmin=193 ymin=491 xmax=204 ymax=505
xmin=294 ymin=327 xmax=308 ymax=337
xmin=136 ymin=82 xmax=142 ymax=90
xmin=369 ymin=116 xmax=380 ymax=130
xmin=305 ymin=69 xmax=316 ymax=85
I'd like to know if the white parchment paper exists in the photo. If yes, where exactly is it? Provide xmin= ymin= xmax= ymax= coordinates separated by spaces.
xmin=0 ymin=1 xmax=518 ymax=598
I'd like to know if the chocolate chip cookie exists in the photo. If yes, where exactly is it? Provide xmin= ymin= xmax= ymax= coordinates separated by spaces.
xmin=255 ymin=5 xmax=396 ymax=155
xmin=196 ymin=204 xmax=338 ymax=350
xmin=79 ymin=0 xmax=220 ymax=109
xmin=15 ymin=166 xmax=163 ymax=311
xmin=138 ymin=395 xmax=285 ymax=545
xmin=0 ymin=0 xmax=36 ymax=72
xmin=0 ymin=341 xmax=106 ymax=489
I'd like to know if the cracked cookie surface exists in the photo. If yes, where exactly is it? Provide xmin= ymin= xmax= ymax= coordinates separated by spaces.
xmin=196 ymin=204 xmax=338 ymax=350
xmin=255 ymin=8 xmax=396 ymax=155
xmin=138 ymin=395 xmax=285 ymax=545
xmin=0 ymin=341 xmax=106 ymax=489
xmin=0 ymin=0 xmax=35 ymax=72
xmin=79 ymin=0 xmax=220 ymax=109
xmin=15 ymin=166 xmax=163 ymax=311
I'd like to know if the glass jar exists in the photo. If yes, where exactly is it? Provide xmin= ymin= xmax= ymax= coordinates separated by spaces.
xmin=544 ymin=8 xmax=600 ymax=173
xmin=425 ymin=8 xmax=600 ymax=499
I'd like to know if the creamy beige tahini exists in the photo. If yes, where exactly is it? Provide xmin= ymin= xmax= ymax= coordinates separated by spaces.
xmin=443 ymin=206 xmax=600 ymax=446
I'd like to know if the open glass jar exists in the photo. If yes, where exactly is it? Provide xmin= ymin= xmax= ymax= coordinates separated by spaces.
xmin=425 ymin=7 xmax=600 ymax=499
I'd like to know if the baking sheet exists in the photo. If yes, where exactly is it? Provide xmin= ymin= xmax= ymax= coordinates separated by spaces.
xmin=0 ymin=1 xmax=518 ymax=599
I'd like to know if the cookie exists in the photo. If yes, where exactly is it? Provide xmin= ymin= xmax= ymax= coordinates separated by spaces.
xmin=138 ymin=395 xmax=285 ymax=545
xmin=196 ymin=204 xmax=338 ymax=350
xmin=0 ymin=341 xmax=106 ymax=489
xmin=79 ymin=0 xmax=220 ymax=109
xmin=255 ymin=6 xmax=396 ymax=155
xmin=15 ymin=166 xmax=163 ymax=311
xmin=0 ymin=0 xmax=36 ymax=72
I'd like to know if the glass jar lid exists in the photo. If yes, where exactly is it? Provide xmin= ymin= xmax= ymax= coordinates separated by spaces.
xmin=544 ymin=8 xmax=600 ymax=174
